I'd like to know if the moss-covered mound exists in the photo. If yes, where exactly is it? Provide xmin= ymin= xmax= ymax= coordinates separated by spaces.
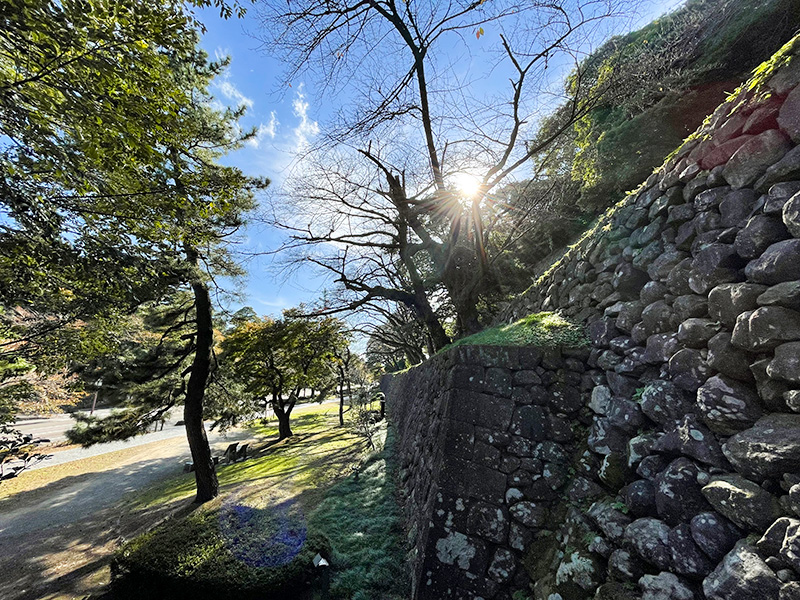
xmin=448 ymin=312 xmax=588 ymax=350
xmin=111 ymin=490 xmax=330 ymax=600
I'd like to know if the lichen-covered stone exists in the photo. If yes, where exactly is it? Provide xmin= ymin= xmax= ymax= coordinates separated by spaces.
xmin=688 ymin=243 xmax=745 ymax=294
xmin=626 ymin=479 xmax=658 ymax=518
xmin=509 ymin=500 xmax=546 ymax=528
xmin=678 ymin=318 xmax=721 ymax=348
xmin=731 ymin=306 xmax=800 ymax=352
xmin=487 ymin=547 xmax=516 ymax=584
xmin=466 ymin=501 xmax=508 ymax=544
xmin=690 ymin=511 xmax=744 ymax=562
xmin=696 ymin=375 xmax=763 ymax=435
xmin=708 ymin=282 xmax=767 ymax=326
xmin=625 ymin=517 xmax=673 ymax=570
xmin=703 ymin=541 xmax=782 ymax=600
xmin=724 ymin=413 xmax=800 ymax=480
xmin=735 ymin=215 xmax=790 ymax=260
xmin=653 ymin=414 xmax=728 ymax=469
xmin=758 ymin=281 xmax=800 ymax=311
xmin=768 ymin=342 xmax=800 ymax=382
xmin=745 ymin=239 xmax=800 ymax=284
xmin=608 ymin=548 xmax=645 ymax=581
xmin=639 ymin=379 xmax=695 ymax=425
xmin=707 ymin=331 xmax=754 ymax=382
xmin=588 ymin=500 xmax=633 ymax=543
xmin=669 ymin=523 xmax=715 ymax=579
xmin=702 ymin=474 xmax=782 ymax=533
xmin=655 ymin=458 xmax=712 ymax=526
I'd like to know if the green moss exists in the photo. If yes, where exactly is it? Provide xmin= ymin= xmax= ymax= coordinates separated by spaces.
xmin=444 ymin=312 xmax=588 ymax=351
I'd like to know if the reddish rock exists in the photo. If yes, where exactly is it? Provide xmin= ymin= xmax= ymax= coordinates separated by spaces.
xmin=779 ymin=85 xmax=800 ymax=143
xmin=743 ymin=102 xmax=781 ymax=135
xmin=713 ymin=110 xmax=750 ymax=146
xmin=723 ymin=129 xmax=792 ymax=188
xmin=699 ymin=135 xmax=754 ymax=170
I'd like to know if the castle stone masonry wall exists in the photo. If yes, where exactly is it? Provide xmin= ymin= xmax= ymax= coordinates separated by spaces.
xmin=385 ymin=40 xmax=800 ymax=600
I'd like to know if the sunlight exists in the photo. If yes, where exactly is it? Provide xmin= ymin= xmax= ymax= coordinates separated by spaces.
xmin=452 ymin=172 xmax=481 ymax=198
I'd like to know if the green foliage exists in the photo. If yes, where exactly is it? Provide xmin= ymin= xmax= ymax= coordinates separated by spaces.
xmin=444 ymin=312 xmax=588 ymax=351
xmin=219 ymin=309 xmax=348 ymax=432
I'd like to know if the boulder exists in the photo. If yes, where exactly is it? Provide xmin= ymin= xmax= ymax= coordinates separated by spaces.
xmin=640 ymin=572 xmax=697 ymax=600
xmin=625 ymin=517 xmax=673 ymax=570
xmin=766 ymin=182 xmax=800 ymax=214
xmin=588 ymin=418 xmax=629 ymax=456
xmin=639 ymin=380 xmax=695 ymax=426
xmin=703 ymin=541 xmax=782 ymax=600
xmin=757 ymin=146 xmax=800 ymax=192
xmin=642 ymin=300 xmax=674 ymax=336
xmin=758 ymin=281 xmax=800 ymax=311
xmin=653 ymin=414 xmax=728 ymax=469
xmin=615 ymin=264 xmax=651 ymax=299
xmin=696 ymin=375 xmax=763 ymax=435
xmin=723 ymin=129 xmax=792 ymax=188
xmin=769 ymin=342 xmax=800 ymax=382
xmin=626 ymin=479 xmax=658 ymax=518
xmin=674 ymin=302 xmax=711 ymax=333
xmin=588 ymin=500 xmax=632 ymax=543
xmin=467 ymin=502 xmax=509 ymax=544
xmin=735 ymin=215 xmax=790 ymax=259
xmin=617 ymin=300 xmax=646 ymax=333
xmin=628 ymin=432 xmax=664 ymax=470
xmin=670 ymin=523 xmax=715 ymax=579
xmin=690 ymin=511 xmax=744 ymax=562
xmin=720 ymin=188 xmax=758 ymax=227
xmin=695 ymin=187 xmax=732 ymax=211
xmin=780 ymin=518 xmax=800 ymax=573
xmin=487 ymin=547 xmax=516 ymax=583
xmin=708 ymin=283 xmax=767 ymax=327
xmin=669 ymin=349 xmax=712 ymax=392
xmin=702 ymin=475 xmax=782 ymax=532
xmin=745 ymin=240 xmax=800 ymax=284
xmin=648 ymin=249 xmax=690 ymax=282
xmin=678 ymin=318 xmax=722 ymax=348
xmin=757 ymin=516 xmax=797 ymax=559
xmin=724 ymin=414 xmax=800 ymax=480
xmin=667 ymin=258 xmax=694 ymax=294
xmin=688 ymin=243 xmax=744 ymax=294
xmin=588 ymin=317 xmax=620 ymax=348
xmin=644 ymin=333 xmax=681 ymax=364
xmin=707 ymin=332 xmax=754 ymax=382
xmin=608 ymin=548 xmax=646 ymax=581
xmin=778 ymin=85 xmax=800 ymax=143
xmin=655 ymin=458 xmax=713 ymax=526
xmin=783 ymin=191 xmax=800 ymax=238
xmin=731 ymin=306 xmax=800 ymax=352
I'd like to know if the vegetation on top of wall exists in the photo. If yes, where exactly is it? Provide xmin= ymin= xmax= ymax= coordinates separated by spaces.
xmin=446 ymin=312 xmax=588 ymax=351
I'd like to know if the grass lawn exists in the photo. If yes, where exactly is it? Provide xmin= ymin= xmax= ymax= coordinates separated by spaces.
xmin=112 ymin=404 xmax=408 ymax=600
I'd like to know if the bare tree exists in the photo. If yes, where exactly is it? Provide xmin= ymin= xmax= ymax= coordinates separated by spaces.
xmin=260 ymin=0 xmax=641 ymax=343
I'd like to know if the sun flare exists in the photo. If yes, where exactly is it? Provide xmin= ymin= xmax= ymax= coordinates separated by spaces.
xmin=452 ymin=172 xmax=481 ymax=198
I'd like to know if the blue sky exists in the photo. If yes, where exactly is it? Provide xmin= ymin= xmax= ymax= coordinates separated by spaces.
xmin=195 ymin=0 xmax=686 ymax=318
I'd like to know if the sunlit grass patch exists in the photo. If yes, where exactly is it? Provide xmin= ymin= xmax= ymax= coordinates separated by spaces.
xmin=307 ymin=428 xmax=408 ymax=600
xmin=446 ymin=311 xmax=588 ymax=350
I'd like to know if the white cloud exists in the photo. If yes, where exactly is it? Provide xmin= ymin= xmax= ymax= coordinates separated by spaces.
xmin=292 ymin=84 xmax=320 ymax=150
xmin=212 ymin=47 xmax=253 ymax=109
xmin=246 ymin=112 xmax=279 ymax=148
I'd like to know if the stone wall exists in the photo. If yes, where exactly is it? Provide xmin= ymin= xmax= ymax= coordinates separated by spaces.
xmin=383 ymin=344 xmax=593 ymax=600
xmin=385 ymin=37 xmax=800 ymax=600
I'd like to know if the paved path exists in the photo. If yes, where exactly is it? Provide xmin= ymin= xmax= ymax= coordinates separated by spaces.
xmin=0 ymin=401 xmax=341 ymax=600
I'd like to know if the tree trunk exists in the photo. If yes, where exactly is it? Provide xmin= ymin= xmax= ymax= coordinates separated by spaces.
xmin=337 ymin=373 xmax=345 ymax=427
xmin=184 ymin=267 xmax=219 ymax=503
xmin=276 ymin=408 xmax=293 ymax=439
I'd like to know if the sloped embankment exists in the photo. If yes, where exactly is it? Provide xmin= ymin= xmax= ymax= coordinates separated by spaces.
xmin=386 ymin=35 xmax=800 ymax=600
